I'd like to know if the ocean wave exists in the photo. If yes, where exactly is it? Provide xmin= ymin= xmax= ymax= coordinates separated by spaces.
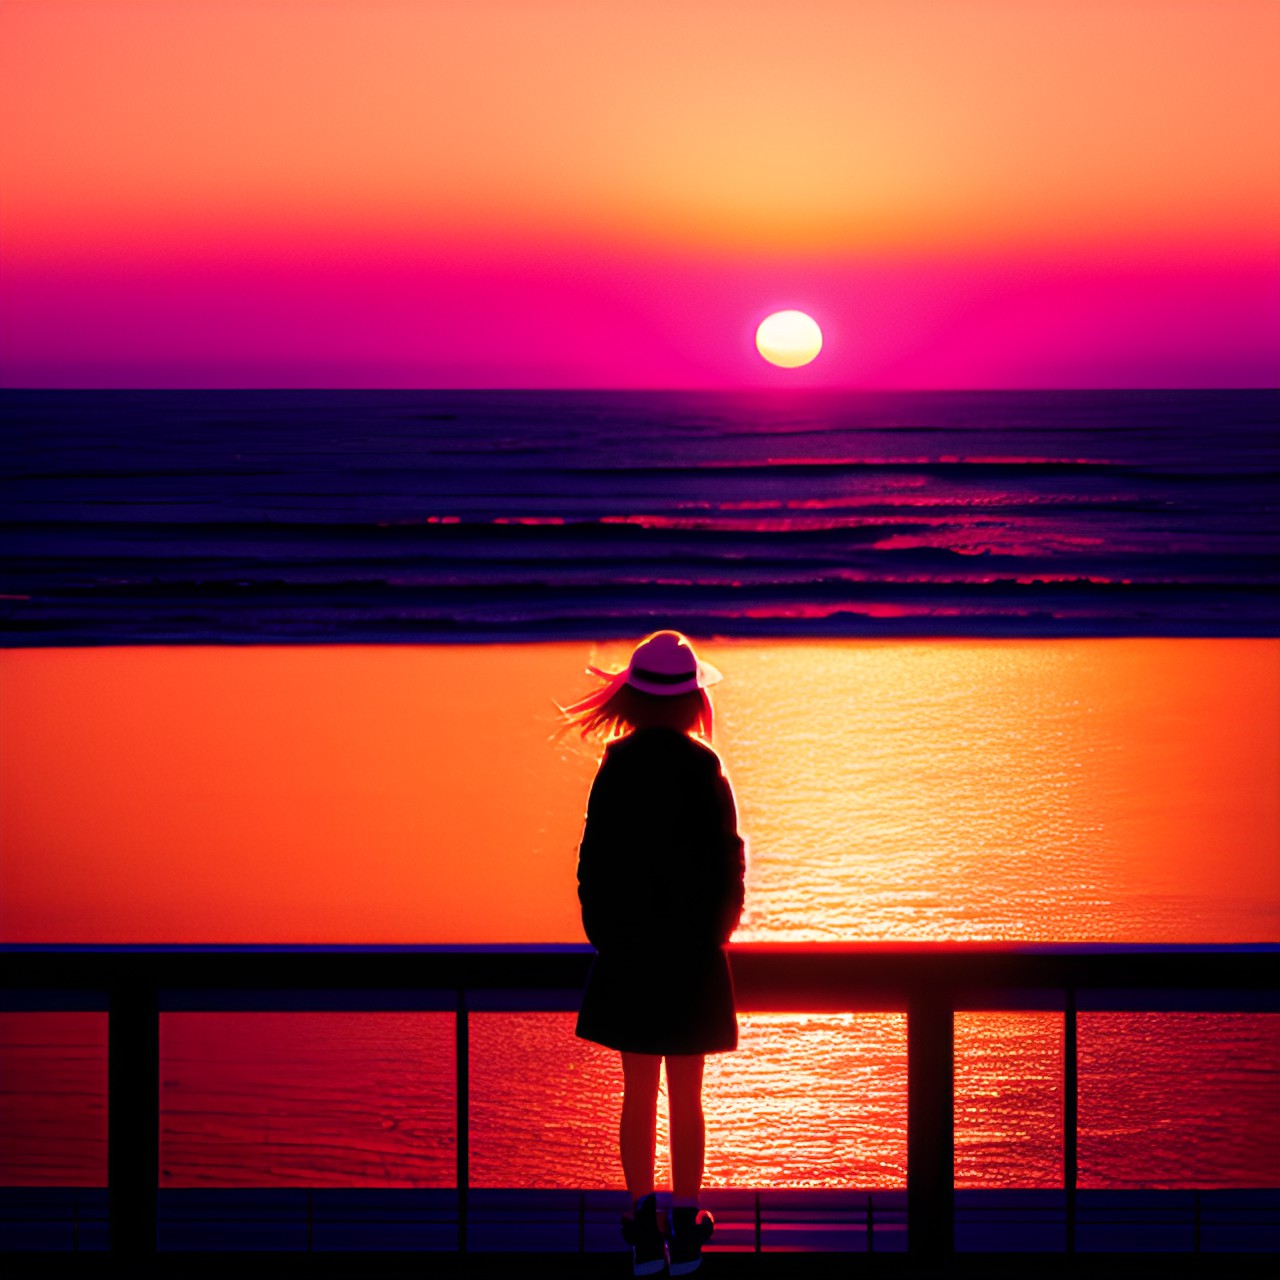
xmin=2 ymin=388 xmax=1276 ymax=644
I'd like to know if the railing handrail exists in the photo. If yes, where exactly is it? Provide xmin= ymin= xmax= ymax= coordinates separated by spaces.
xmin=5 ymin=941 xmax=1277 ymax=1008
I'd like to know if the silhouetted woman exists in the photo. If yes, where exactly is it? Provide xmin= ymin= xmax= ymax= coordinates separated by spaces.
xmin=561 ymin=631 xmax=745 ymax=1277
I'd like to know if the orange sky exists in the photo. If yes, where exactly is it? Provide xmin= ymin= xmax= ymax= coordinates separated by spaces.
xmin=2 ymin=0 xmax=1276 ymax=386
xmin=4 ymin=0 xmax=1276 ymax=258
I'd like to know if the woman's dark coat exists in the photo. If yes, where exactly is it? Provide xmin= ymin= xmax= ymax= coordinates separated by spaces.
xmin=575 ymin=726 xmax=745 ymax=1055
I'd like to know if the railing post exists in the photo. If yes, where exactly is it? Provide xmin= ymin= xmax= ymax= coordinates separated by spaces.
xmin=108 ymin=977 xmax=159 ymax=1261
xmin=1063 ymin=987 xmax=1078 ymax=1252
xmin=456 ymin=986 xmax=469 ymax=1253
xmin=907 ymin=989 xmax=954 ymax=1258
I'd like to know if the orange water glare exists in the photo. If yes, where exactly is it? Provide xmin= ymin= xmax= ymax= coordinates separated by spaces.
xmin=470 ymin=1011 xmax=908 ymax=1190
xmin=954 ymin=1013 xmax=1063 ymax=1189
xmin=1 ymin=640 xmax=1276 ymax=943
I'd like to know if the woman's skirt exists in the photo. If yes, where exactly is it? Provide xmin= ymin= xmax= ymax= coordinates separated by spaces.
xmin=575 ymin=945 xmax=737 ymax=1055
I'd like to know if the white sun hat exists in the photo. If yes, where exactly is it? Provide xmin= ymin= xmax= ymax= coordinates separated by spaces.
xmin=588 ymin=630 xmax=722 ymax=698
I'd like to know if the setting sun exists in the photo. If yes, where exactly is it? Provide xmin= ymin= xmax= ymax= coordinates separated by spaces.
xmin=756 ymin=310 xmax=823 ymax=368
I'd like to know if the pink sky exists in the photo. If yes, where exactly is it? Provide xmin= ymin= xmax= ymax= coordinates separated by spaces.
xmin=1 ymin=0 xmax=1277 ymax=389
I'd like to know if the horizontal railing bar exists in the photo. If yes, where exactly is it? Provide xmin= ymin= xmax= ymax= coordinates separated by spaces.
xmin=4 ymin=945 xmax=1277 ymax=1013
xmin=726 ymin=944 xmax=1280 ymax=999
xmin=4 ymin=943 xmax=1277 ymax=994
xmin=1075 ymin=988 xmax=1280 ymax=1012
xmin=5 ymin=988 xmax=1274 ymax=1014
xmin=0 ymin=988 xmax=110 ymax=1010
xmin=954 ymin=988 xmax=1280 ymax=1013
xmin=955 ymin=988 xmax=1070 ymax=1011
xmin=155 ymin=988 xmax=459 ymax=1012
xmin=467 ymin=988 xmax=586 ymax=1012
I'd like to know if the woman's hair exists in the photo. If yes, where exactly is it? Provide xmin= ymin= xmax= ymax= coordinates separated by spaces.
xmin=560 ymin=683 xmax=713 ymax=743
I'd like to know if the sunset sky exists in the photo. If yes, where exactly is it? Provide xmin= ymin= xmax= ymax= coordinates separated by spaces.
xmin=1 ymin=0 xmax=1277 ymax=388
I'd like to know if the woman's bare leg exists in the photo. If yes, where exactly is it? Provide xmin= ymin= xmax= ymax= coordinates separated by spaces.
xmin=665 ymin=1053 xmax=706 ymax=1202
xmin=620 ymin=1051 xmax=662 ymax=1201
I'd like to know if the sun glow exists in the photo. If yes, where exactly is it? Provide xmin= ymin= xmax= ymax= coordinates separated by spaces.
xmin=756 ymin=310 xmax=823 ymax=367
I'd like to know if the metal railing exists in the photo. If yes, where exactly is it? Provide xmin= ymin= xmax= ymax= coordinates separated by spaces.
xmin=3 ymin=941 xmax=1277 ymax=1262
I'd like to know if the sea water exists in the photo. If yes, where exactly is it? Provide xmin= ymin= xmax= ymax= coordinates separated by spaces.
xmin=2 ymin=387 xmax=1276 ymax=642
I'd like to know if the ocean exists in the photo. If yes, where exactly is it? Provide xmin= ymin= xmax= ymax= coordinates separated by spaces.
xmin=1 ymin=387 xmax=1277 ymax=1193
xmin=2 ymin=388 xmax=1277 ymax=643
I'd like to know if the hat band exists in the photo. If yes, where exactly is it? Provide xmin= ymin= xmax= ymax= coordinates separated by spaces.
xmin=630 ymin=664 xmax=698 ymax=686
